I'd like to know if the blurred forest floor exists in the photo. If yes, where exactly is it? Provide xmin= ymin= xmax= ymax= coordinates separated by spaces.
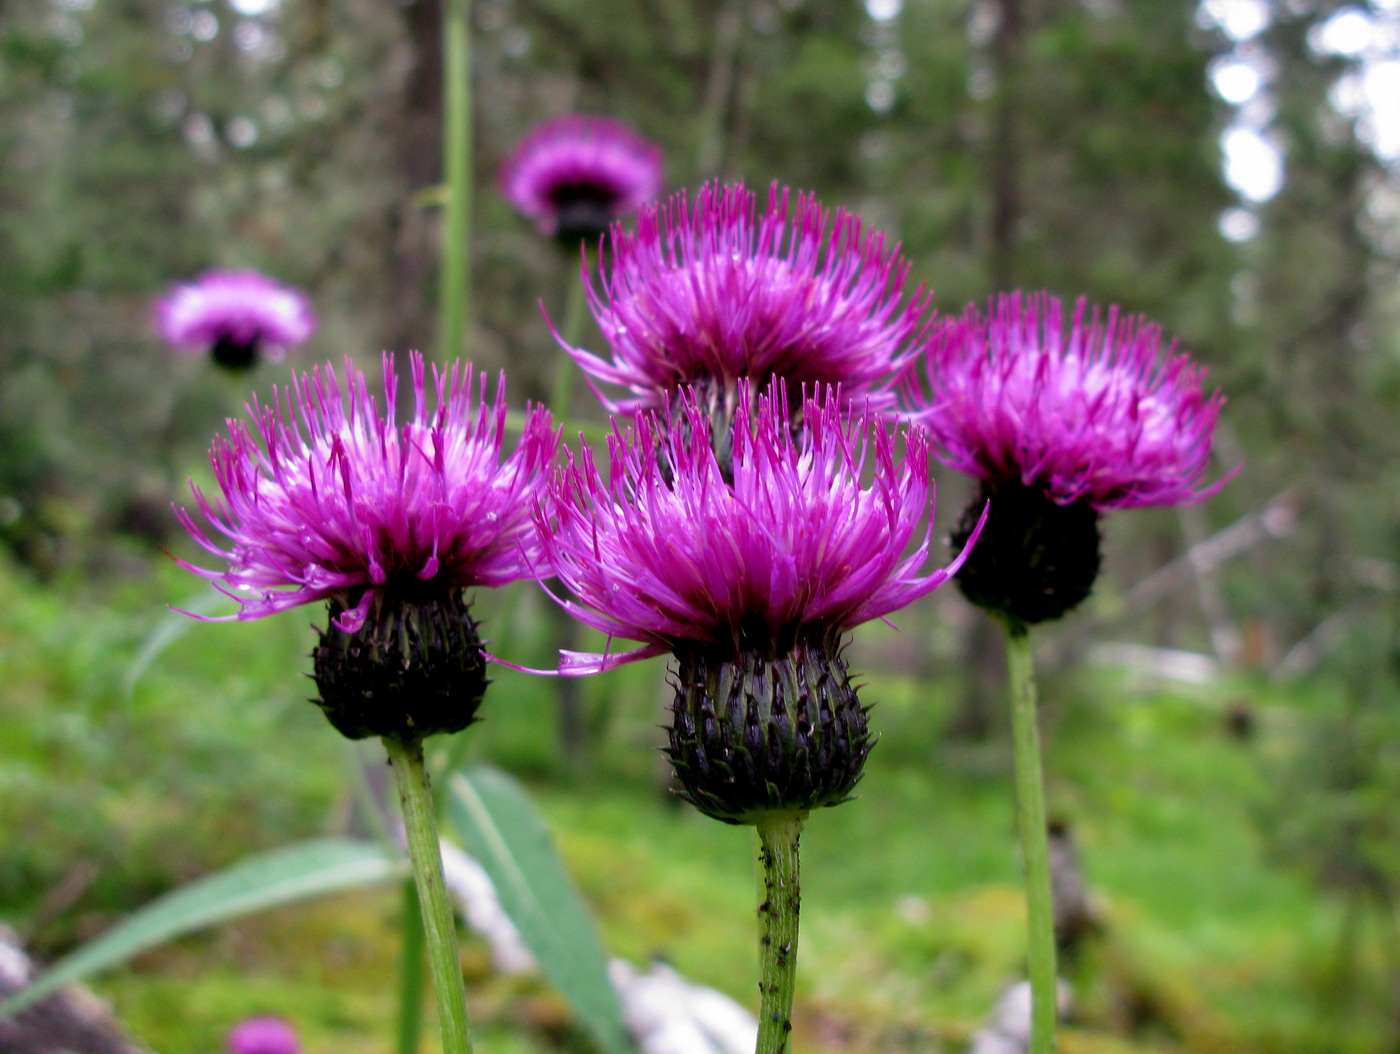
xmin=1 ymin=552 xmax=1392 ymax=1054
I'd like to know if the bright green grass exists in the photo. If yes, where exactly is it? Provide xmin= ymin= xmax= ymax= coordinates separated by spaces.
xmin=0 ymin=554 xmax=1391 ymax=1053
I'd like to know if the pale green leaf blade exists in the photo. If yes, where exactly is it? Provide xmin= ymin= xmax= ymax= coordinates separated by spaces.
xmin=446 ymin=765 xmax=632 ymax=1054
xmin=0 ymin=838 xmax=404 ymax=1018
xmin=123 ymin=591 xmax=237 ymax=699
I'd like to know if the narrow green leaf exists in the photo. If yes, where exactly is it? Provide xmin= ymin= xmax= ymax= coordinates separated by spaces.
xmin=0 ymin=838 xmax=404 ymax=1018
xmin=446 ymin=765 xmax=632 ymax=1054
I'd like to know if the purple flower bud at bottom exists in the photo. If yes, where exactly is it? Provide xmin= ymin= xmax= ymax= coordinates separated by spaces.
xmin=227 ymin=1016 xmax=300 ymax=1054
xmin=666 ymin=640 xmax=873 ymax=826
xmin=950 ymin=482 xmax=1102 ymax=626
xmin=311 ymin=591 xmax=489 ymax=743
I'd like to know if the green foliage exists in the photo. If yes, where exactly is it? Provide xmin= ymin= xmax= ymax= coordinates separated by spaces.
xmin=0 ymin=839 xmax=406 ymax=1019
xmin=0 ymin=553 xmax=1394 ymax=1050
xmin=446 ymin=765 xmax=633 ymax=1054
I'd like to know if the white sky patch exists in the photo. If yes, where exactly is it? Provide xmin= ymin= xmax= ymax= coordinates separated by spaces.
xmin=1198 ymin=0 xmax=1271 ymax=41
xmin=228 ymin=0 xmax=279 ymax=16
xmin=1223 ymin=126 xmax=1284 ymax=201
xmin=190 ymin=9 xmax=218 ymax=40
xmin=1201 ymin=0 xmax=1400 ymax=243
xmin=866 ymin=80 xmax=895 ymax=112
xmin=864 ymin=0 xmax=902 ymax=21
xmin=1209 ymin=56 xmax=1261 ymax=104
xmin=1309 ymin=7 xmax=1400 ymax=162
xmin=1199 ymin=2 xmax=1286 ymax=206
xmin=1312 ymin=7 xmax=1373 ymax=57
xmin=1360 ymin=59 xmax=1400 ymax=157
xmin=1331 ymin=69 xmax=1368 ymax=118
xmin=1218 ymin=206 xmax=1260 ymax=242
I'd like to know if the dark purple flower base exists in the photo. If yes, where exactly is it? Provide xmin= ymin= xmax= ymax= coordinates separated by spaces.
xmin=311 ymin=593 xmax=489 ymax=743
xmin=951 ymin=482 xmax=1102 ymax=626
xmin=666 ymin=640 xmax=872 ymax=826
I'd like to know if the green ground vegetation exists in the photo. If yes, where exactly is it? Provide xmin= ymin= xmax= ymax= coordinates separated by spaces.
xmin=1 ymin=551 xmax=1393 ymax=1053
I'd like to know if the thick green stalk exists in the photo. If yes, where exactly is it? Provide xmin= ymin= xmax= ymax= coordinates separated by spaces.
xmin=755 ymin=813 xmax=805 ymax=1054
xmin=396 ymin=880 xmax=426 ymax=1054
xmin=1002 ymin=619 xmax=1058 ymax=1054
xmin=438 ymin=0 xmax=472 ymax=361
xmin=384 ymin=735 xmax=474 ymax=1054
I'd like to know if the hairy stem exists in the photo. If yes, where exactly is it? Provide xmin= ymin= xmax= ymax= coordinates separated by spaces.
xmin=384 ymin=735 xmax=474 ymax=1054
xmin=755 ymin=813 xmax=805 ymax=1054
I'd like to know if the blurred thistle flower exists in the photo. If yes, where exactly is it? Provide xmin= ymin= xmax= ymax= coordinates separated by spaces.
xmin=904 ymin=292 xmax=1232 ymax=625
xmin=534 ymin=379 xmax=980 ymax=823
xmin=500 ymin=113 xmax=663 ymax=248
xmin=557 ymin=181 xmax=934 ymax=427
xmin=155 ymin=270 xmax=316 ymax=370
xmin=175 ymin=352 xmax=558 ymax=740
xmin=227 ymin=1016 xmax=300 ymax=1054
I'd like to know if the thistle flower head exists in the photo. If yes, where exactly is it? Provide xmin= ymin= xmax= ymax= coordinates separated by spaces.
xmin=905 ymin=292 xmax=1227 ymax=511
xmin=227 ymin=1017 xmax=300 ymax=1054
xmin=176 ymin=353 xmax=557 ymax=741
xmin=500 ymin=114 xmax=663 ymax=246
xmin=176 ymin=353 xmax=558 ymax=634
xmin=560 ymin=181 xmax=934 ymax=414
xmin=537 ymin=379 xmax=975 ymax=670
xmin=906 ymin=292 xmax=1232 ymax=625
xmin=535 ymin=379 xmax=978 ymax=822
xmin=156 ymin=270 xmax=316 ymax=369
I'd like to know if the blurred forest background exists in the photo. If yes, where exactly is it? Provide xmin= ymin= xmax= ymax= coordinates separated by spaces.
xmin=4 ymin=0 xmax=1400 ymax=1051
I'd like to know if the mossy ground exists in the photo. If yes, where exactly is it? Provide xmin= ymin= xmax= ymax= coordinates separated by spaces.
xmin=0 ymin=556 xmax=1391 ymax=1052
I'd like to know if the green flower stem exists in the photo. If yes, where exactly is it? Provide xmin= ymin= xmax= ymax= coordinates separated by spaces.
xmin=549 ymin=261 xmax=590 ymax=423
xmin=396 ymin=880 xmax=426 ymax=1054
xmin=384 ymin=735 xmax=474 ymax=1054
xmin=755 ymin=812 xmax=805 ymax=1054
xmin=438 ymin=0 xmax=472 ymax=361
xmin=1002 ymin=619 xmax=1058 ymax=1054
xmin=547 ymin=272 xmax=590 ymax=771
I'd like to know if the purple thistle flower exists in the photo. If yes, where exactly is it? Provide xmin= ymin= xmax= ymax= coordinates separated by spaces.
xmin=559 ymin=181 xmax=935 ymax=416
xmin=904 ymin=292 xmax=1233 ymax=625
xmin=156 ymin=270 xmax=316 ymax=370
xmin=176 ymin=352 xmax=558 ymax=740
xmin=227 ymin=1017 xmax=300 ymax=1054
xmin=906 ymin=292 xmax=1228 ymax=511
xmin=176 ymin=353 xmax=558 ymax=633
xmin=535 ymin=378 xmax=980 ymax=823
xmin=536 ymin=380 xmax=977 ymax=674
xmin=500 ymin=114 xmax=663 ymax=246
